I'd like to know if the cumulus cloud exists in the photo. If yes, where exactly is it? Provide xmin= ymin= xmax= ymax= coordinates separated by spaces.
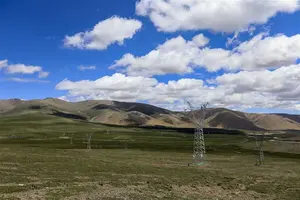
xmin=78 ymin=65 xmax=97 ymax=71
xmin=6 ymin=64 xmax=42 ymax=74
xmin=227 ymin=33 xmax=300 ymax=70
xmin=216 ymin=64 xmax=300 ymax=102
xmin=0 ymin=59 xmax=8 ymax=69
xmin=0 ymin=60 xmax=49 ymax=78
xmin=110 ymin=34 xmax=208 ymax=76
xmin=64 ymin=16 xmax=142 ymax=50
xmin=192 ymin=34 xmax=210 ymax=47
xmin=112 ymin=33 xmax=300 ymax=76
xmin=55 ymin=65 xmax=300 ymax=111
xmin=216 ymin=65 xmax=300 ymax=93
xmin=56 ymin=73 xmax=158 ymax=101
xmin=136 ymin=0 xmax=299 ymax=33
xmin=56 ymin=73 xmax=157 ymax=91
xmin=198 ymin=32 xmax=300 ymax=72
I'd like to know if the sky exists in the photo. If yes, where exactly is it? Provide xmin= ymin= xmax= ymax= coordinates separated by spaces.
xmin=1 ymin=0 xmax=300 ymax=114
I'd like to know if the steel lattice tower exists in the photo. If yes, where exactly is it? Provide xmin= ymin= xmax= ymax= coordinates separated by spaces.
xmin=186 ymin=101 xmax=208 ymax=165
xmin=193 ymin=127 xmax=206 ymax=163
xmin=86 ymin=133 xmax=92 ymax=150
xmin=255 ymin=133 xmax=265 ymax=166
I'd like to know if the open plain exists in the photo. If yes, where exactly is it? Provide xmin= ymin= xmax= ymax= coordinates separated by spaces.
xmin=1 ymin=113 xmax=300 ymax=200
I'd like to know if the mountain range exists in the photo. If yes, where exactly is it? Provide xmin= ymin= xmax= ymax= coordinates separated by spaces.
xmin=1 ymin=98 xmax=300 ymax=131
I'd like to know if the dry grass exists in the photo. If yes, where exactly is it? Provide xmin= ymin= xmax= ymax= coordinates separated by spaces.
xmin=0 ymin=146 xmax=300 ymax=200
xmin=1 ymin=114 xmax=300 ymax=199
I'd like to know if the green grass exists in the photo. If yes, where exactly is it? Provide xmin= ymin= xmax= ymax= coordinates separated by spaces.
xmin=1 ymin=113 xmax=300 ymax=199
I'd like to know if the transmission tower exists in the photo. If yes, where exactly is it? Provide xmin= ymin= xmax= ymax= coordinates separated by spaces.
xmin=186 ymin=101 xmax=209 ymax=165
xmin=255 ymin=133 xmax=265 ymax=166
xmin=77 ymin=109 xmax=92 ymax=122
xmin=86 ymin=133 xmax=93 ymax=150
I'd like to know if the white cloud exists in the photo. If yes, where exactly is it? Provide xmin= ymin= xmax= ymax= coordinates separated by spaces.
xmin=211 ymin=64 xmax=300 ymax=109
xmin=56 ymin=73 xmax=157 ymax=101
xmin=0 ymin=59 xmax=8 ymax=69
xmin=112 ymin=33 xmax=300 ymax=76
xmin=64 ymin=16 xmax=142 ymax=50
xmin=56 ymin=73 xmax=158 ymax=91
xmin=227 ymin=33 xmax=300 ymax=71
xmin=78 ymin=65 xmax=97 ymax=71
xmin=154 ymin=79 xmax=204 ymax=97
xmin=0 ymin=59 xmax=49 ymax=78
xmin=192 ymin=34 xmax=210 ymax=47
xmin=295 ymin=104 xmax=300 ymax=111
xmin=5 ymin=78 xmax=50 ymax=83
xmin=197 ymin=32 xmax=300 ymax=72
xmin=38 ymin=71 xmax=50 ymax=78
xmin=56 ymin=64 xmax=300 ymax=111
xmin=136 ymin=0 xmax=299 ymax=33
xmin=58 ymin=96 xmax=70 ymax=102
xmin=226 ymin=26 xmax=257 ymax=47
xmin=196 ymin=48 xmax=231 ymax=72
xmin=110 ymin=35 xmax=208 ymax=76
xmin=216 ymin=65 xmax=300 ymax=94
xmin=6 ymin=64 xmax=42 ymax=74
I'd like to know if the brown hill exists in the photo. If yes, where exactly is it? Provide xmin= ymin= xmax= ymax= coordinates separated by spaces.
xmin=207 ymin=110 xmax=263 ymax=131
xmin=1 ymin=98 xmax=300 ymax=131
xmin=0 ymin=98 xmax=22 ymax=113
xmin=245 ymin=113 xmax=300 ymax=130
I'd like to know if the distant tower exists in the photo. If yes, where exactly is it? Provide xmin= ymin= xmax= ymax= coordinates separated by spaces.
xmin=255 ymin=133 xmax=265 ymax=166
xmin=186 ymin=101 xmax=209 ymax=165
xmin=77 ymin=109 xmax=92 ymax=122
xmin=86 ymin=133 xmax=93 ymax=150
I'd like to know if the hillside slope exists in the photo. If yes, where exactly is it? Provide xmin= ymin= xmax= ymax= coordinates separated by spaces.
xmin=1 ymin=98 xmax=300 ymax=131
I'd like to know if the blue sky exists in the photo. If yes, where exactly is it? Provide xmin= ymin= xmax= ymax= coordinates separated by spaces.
xmin=1 ymin=0 xmax=300 ymax=114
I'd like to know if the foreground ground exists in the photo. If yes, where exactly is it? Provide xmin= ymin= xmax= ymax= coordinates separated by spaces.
xmin=0 ymin=113 xmax=300 ymax=199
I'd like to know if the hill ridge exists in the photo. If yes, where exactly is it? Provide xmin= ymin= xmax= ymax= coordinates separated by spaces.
xmin=1 ymin=98 xmax=300 ymax=131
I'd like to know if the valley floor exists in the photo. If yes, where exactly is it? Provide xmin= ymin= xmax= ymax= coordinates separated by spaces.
xmin=0 ymin=115 xmax=300 ymax=199
xmin=1 ymin=143 xmax=300 ymax=199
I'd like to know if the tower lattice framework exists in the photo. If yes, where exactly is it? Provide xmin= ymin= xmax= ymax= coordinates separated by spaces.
xmin=255 ymin=133 xmax=265 ymax=166
xmin=186 ymin=101 xmax=209 ymax=165
xmin=86 ymin=133 xmax=92 ymax=150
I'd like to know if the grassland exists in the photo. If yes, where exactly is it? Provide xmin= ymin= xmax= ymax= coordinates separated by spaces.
xmin=1 ymin=114 xmax=300 ymax=200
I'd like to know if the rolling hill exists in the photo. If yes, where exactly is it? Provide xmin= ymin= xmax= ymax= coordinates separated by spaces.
xmin=1 ymin=98 xmax=300 ymax=131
